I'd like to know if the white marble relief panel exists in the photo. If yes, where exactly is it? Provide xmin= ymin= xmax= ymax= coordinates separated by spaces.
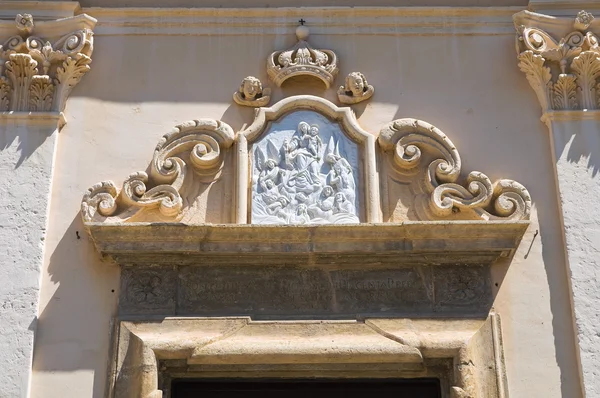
xmin=251 ymin=110 xmax=360 ymax=224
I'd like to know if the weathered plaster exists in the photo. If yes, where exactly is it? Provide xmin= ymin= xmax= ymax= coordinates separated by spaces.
xmin=542 ymin=112 xmax=600 ymax=398
xmin=0 ymin=115 xmax=59 ymax=397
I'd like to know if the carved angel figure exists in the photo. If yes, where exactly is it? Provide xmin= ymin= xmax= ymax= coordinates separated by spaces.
xmin=251 ymin=120 xmax=359 ymax=225
xmin=337 ymin=72 xmax=374 ymax=104
xmin=233 ymin=76 xmax=271 ymax=107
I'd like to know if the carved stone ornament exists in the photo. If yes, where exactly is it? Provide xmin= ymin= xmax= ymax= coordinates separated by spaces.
xmin=0 ymin=13 xmax=96 ymax=117
xmin=233 ymin=76 xmax=271 ymax=107
xmin=267 ymin=25 xmax=339 ymax=88
xmin=514 ymin=10 xmax=600 ymax=112
xmin=81 ymin=119 xmax=235 ymax=223
xmin=337 ymin=71 xmax=375 ymax=104
xmin=379 ymin=119 xmax=532 ymax=221
xmin=237 ymin=95 xmax=379 ymax=224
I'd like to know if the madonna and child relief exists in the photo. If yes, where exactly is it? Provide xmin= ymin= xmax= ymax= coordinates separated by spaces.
xmin=251 ymin=111 xmax=360 ymax=224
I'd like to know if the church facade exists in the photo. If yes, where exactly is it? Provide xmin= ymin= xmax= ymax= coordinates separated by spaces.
xmin=0 ymin=0 xmax=597 ymax=397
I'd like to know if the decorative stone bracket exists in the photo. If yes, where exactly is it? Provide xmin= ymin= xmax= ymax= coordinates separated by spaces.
xmin=515 ymin=9 xmax=600 ymax=113
xmin=0 ymin=12 xmax=96 ymax=125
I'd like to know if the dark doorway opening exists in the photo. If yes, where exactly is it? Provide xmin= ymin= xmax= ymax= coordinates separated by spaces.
xmin=171 ymin=378 xmax=442 ymax=398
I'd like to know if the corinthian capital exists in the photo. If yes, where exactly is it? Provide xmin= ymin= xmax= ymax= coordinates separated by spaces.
xmin=0 ymin=10 xmax=96 ymax=124
xmin=514 ymin=9 xmax=600 ymax=113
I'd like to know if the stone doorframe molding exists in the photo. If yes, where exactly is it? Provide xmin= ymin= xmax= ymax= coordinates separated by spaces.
xmin=514 ymin=8 xmax=600 ymax=397
xmin=236 ymin=95 xmax=381 ymax=223
xmin=110 ymin=315 xmax=508 ymax=398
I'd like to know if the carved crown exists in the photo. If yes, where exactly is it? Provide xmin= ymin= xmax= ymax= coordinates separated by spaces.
xmin=267 ymin=25 xmax=338 ymax=88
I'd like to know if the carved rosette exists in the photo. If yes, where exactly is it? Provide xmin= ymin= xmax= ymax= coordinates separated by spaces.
xmin=82 ymin=119 xmax=235 ymax=223
xmin=379 ymin=119 xmax=531 ymax=221
xmin=0 ymin=14 xmax=95 ymax=115
xmin=515 ymin=10 xmax=600 ymax=112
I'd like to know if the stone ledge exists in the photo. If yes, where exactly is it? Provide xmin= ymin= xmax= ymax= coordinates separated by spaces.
xmin=86 ymin=221 xmax=529 ymax=266
xmin=86 ymin=6 xmax=520 ymax=36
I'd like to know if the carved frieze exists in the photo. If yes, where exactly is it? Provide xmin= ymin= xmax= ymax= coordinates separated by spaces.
xmin=118 ymin=263 xmax=492 ymax=317
xmin=0 ymin=13 xmax=95 ymax=116
xmin=267 ymin=25 xmax=339 ymax=88
xmin=515 ymin=9 xmax=600 ymax=112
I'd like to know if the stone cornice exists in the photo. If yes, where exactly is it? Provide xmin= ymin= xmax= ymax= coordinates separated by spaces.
xmin=86 ymin=6 xmax=520 ymax=36
xmin=0 ymin=111 xmax=65 ymax=128
xmin=0 ymin=10 xmax=96 ymax=127
xmin=541 ymin=109 xmax=600 ymax=124
xmin=514 ymin=9 xmax=600 ymax=114
xmin=0 ymin=1 xmax=81 ymax=21
xmin=85 ymin=221 xmax=529 ymax=266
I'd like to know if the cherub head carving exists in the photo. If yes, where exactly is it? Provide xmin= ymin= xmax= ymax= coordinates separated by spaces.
xmin=346 ymin=72 xmax=368 ymax=97
xmin=233 ymin=76 xmax=271 ymax=107
xmin=337 ymin=71 xmax=374 ymax=104
xmin=240 ymin=76 xmax=262 ymax=100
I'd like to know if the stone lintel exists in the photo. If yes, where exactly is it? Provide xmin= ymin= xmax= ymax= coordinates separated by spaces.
xmin=86 ymin=221 xmax=529 ymax=266
xmin=112 ymin=315 xmax=507 ymax=398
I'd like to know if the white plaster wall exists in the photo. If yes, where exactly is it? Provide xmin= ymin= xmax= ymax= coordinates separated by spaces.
xmin=30 ymin=30 xmax=582 ymax=397
xmin=0 ymin=119 xmax=59 ymax=398
xmin=546 ymin=118 xmax=600 ymax=398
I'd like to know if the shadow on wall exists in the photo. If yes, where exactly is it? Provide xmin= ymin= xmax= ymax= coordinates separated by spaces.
xmin=0 ymin=125 xmax=54 ymax=168
xmin=564 ymin=124 xmax=600 ymax=177
xmin=32 ymin=214 xmax=119 ymax=398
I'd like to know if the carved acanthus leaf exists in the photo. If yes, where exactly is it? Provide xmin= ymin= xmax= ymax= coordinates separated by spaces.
xmin=30 ymin=41 xmax=67 ymax=75
xmin=0 ymin=77 xmax=10 ymax=111
xmin=81 ymin=119 xmax=235 ymax=223
xmin=29 ymin=75 xmax=54 ymax=111
xmin=553 ymin=74 xmax=578 ymax=109
xmin=571 ymin=51 xmax=600 ymax=109
xmin=517 ymin=51 xmax=552 ymax=112
xmin=54 ymin=54 xmax=91 ymax=112
xmin=379 ymin=119 xmax=531 ymax=221
xmin=5 ymin=53 xmax=38 ymax=111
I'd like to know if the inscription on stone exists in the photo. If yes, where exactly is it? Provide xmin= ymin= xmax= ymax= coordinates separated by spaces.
xmin=118 ymin=265 xmax=492 ymax=318
xmin=119 ymin=264 xmax=491 ymax=317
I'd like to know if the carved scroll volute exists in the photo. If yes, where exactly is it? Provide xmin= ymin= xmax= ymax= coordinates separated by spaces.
xmin=378 ymin=119 xmax=531 ymax=221
xmin=82 ymin=119 xmax=235 ymax=223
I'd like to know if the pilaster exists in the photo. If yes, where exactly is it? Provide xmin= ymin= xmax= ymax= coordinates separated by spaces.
xmin=0 ymin=3 xmax=95 ymax=397
xmin=515 ymin=8 xmax=600 ymax=397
